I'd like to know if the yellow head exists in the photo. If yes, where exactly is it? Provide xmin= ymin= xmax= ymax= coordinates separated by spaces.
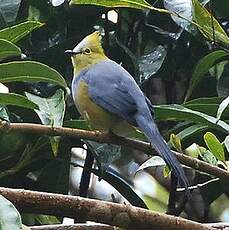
xmin=66 ymin=31 xmax=107 ymax=74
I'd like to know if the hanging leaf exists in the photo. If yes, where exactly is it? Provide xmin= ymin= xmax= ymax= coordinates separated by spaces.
xmin=185 ymin=50 xmax=229 ymax=101
xmin=170 ymin=133 xmax=182 ymax=152
xmin=154 ymin=104 xmax=229 ymax=133
xmin=0 ymin=93 xmax=38 ymax=110
xmin=164 ymin=0 xmax=192 ymax=31
xmin=26 ymin=89 xmax=66 ymax=156
xmin=0 ymin=61 xmax=68 ymax=89
xmin=185 ymin=143 xmax=201 ymax=158
xmin=192 ymin=0 xmax=229 ymax=46
xmin=0 ymin=39 xmax=21 ymax=60
xmin=204 ymin=132 xmax=225 ymax=162
xmin=0 ymin=21 xmax=44 ymax=43
xmin=136 ymin=156 xmax=166 ymax=174
xmin=70 ymin=0 xmax=153 ymax=10
xmin=0 ymin=195 xmax=23 ymax=230
xmin=138 ymin=46 xmax=167 ymax=83
xmin=217 ymin=96 xmax=229 ymax=121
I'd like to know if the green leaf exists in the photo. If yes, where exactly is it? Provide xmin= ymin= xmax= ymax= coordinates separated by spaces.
xmin=0 ymin=195 xmax=22 ymax=230
xmin=176 ymin=124 xmax=208 ymax=142
xmin=204 ymin=132 xmax=225 ymax=162
xmin=64 ymin=119 xmax=90 ymax=130
xmin=0 ymin=106 xmax=9 ymax=121
xmin=26 ymin=89 xmax=66 ymax=156
xmin=91 ymin=168 xmax=148 ymax=209
xmin=0 ymin=93 xmax=38 ymax=110
xmin=0 ymin=21 xmax=44 ymax=43
xmin=217 ymin=96 xmax=229 ymax=121
xmin=170 ymin=133 xmax=182 ymax=152
xmin=185 ymin=50 xmax=229 ymax=101
xmin=192 ymin=0 xmax=229 ymax=46
xmin=136 ymin=156 xmax=166 ymax=173
xmin=70 ymin=0 xmax=153 ymax=10
xmin=224 ymin=135 xmax=229 ymax=153
xmin=199 ymin=147 xmax=218 ymax=165
xmin=154 ymin=104 xmax=229 ymax=133
xmin=138 ymin=45 xmax=167 ymax=83
xmin=185 ymin=143 xmax=201 ymax=158
xmin=0 ymin=61 xmax=68 ymax=89
xmin=0 ymin=39 xmax=21 ymax=60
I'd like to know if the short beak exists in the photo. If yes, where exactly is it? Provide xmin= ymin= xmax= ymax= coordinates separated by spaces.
xmin=65 ymin=50 xmax=81 ymax=55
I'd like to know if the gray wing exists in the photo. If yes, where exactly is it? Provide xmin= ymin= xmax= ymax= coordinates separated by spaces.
xmin=86 ymin=60 xmax=141 ymax=126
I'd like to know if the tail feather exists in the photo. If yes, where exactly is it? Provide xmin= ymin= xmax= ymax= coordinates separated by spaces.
xmin=136 ymin=115 xmax=190 ymax=197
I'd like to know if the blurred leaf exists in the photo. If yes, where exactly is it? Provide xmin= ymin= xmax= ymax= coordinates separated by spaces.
xmin=185 ymin=50 xmax=229 ymax=101
xmin=0 ymin=0 xmax=21 ymax=24
xmin=0 ymin=93 xmax=38 ymax=110
xmin=0 ymin=39 xmax=21 ymax=60
xmin=164 ymin=0 xmax=192 ymax=30
xmin=138 ymin=45 xmax=167 ymax=83
xmin=92 ymin=168 xmax=148 ymax=209
xmin=154 ymin=104 xmax=229 ymax=133
xmin=224 ymin=135 xmax=229 ymax=153
xmin=26 ymin=89 xmax=65 ymax=156
xmin=200 ymin=178 xmax=229 ymax=205
xmin=0 ymin=21 xmax=44 ymax=43
xmin=185 ymin=143 xmax=200 ymax=158
xmin=86 ymin=141 xmax=121 ymax=171
xmin=192 ymin=0 xmax=229 ymax=46
xmin=163 ymin=165 xmax=171 ymax=177
xmin=199 ymin=147 xmax=218 ymax=165
xmin=170 ymin=133 xmax=182 ymax=152
xmin=204 ymin=132 xmax=225 ymax=162
xmin=70 ymin=0 xmax=153 ymax=10
xmin=217 ymin=63 xmax=229 ymax=97
xmin=176 ymin=124 xmax=208 ymax=142
xmin=0 ymin=107 xmax=9 ymax=121
xmin=22 ymin=214 xmax=60 ymax=226
xmin=50 ymin=0 xmax=65 ymax=7
xmin=0 ymin=195 xmax=22 ymax=230
xmin=136 ymin=156 xmax=166 ymax=173
xmin=0 ymin=61 xmax=68 ymax=89
xmin=64 ymin=119 xmax=89 ymax=129
xmin=217 ymin=96 xmax=229 ymax=121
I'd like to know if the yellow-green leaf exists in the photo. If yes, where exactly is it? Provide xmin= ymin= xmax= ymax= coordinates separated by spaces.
xmin=192 ymin=0 xmax=229 ymax=46
xmin=170 ymin=133 xmax=182 ymax=152
xmin=204 ymin=132 xmax=225 ymax=162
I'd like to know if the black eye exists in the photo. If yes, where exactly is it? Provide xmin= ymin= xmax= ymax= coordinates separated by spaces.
xmin=84 ymin=48 xmax=91 ymax=54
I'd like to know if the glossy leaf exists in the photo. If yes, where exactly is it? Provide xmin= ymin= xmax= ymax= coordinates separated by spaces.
xmin=224 ymin=135 xmax=229 ymax=153
xmin=136 ymin=156 xmax=166 ymax=173
xmin=170 ymin=133 xmax=182 ymax=152
xmin=185 ymin=50 xmax=229 ymax=101
xmin=0 ymin=21 xmax=44 ymax=43
xmin=91 ymin=168 xmax=148 ymax=209
xmin=192 ymin=0 xmax=229 ymax=46
xmin=0 ymin=107 xmax=9 ymax=121
xmin=154 ymin=104 xmax=229 ymax=133
xmin=185 ymin=143 xmax=201 ymax=158
xmin=70 ymin=0 xmax=153 ymax=10
xmin=199 ymin=147 xmax=218 ymax=165
xmin=0 ymin=195 xmax=22 ymax=230
xmin=0 ymin=0 xmax=21 ymax=24
xmin=217 ymin=96 xmax=229 ymax=121
xmin=204 ymin=132 xmax=225 ymax=162
xmin=0 ymin=39 xmax=21 ymax=60
xmin=0 ymin=93 xmax=38 ymax=110
xmin=138 ymin=46 xmax=167 ymax=83
xmin=0 ymin=61 xmax=67 ymax=89
xmin=26 ymin=89 xmax=65 ymax=155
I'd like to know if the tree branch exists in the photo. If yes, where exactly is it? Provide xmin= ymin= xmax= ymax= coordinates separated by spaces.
xmin=0 ymin=121 xmax=228 ymax=181
xmin=0 ymin=187 xmax=214 ymax=230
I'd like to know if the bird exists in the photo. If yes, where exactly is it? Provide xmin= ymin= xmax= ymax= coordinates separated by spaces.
xmin=66 ymin=31 xmax=190 ymax=197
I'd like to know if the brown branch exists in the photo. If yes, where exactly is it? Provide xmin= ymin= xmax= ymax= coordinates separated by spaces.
xmin=0 ymin=187 xmax=214 ymax=230
xmin=0 ymin=121 xmax=229 ymax=181
xmin=30 ymin=223 xmax=115 ymax=230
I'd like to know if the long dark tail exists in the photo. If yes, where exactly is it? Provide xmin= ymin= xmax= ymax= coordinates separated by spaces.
xmin=136 ymin=114 xmax=190 ymax=197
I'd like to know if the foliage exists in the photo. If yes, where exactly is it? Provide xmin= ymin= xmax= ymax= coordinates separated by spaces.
xmin=0 ymin=0 xmax=228 ymax=228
